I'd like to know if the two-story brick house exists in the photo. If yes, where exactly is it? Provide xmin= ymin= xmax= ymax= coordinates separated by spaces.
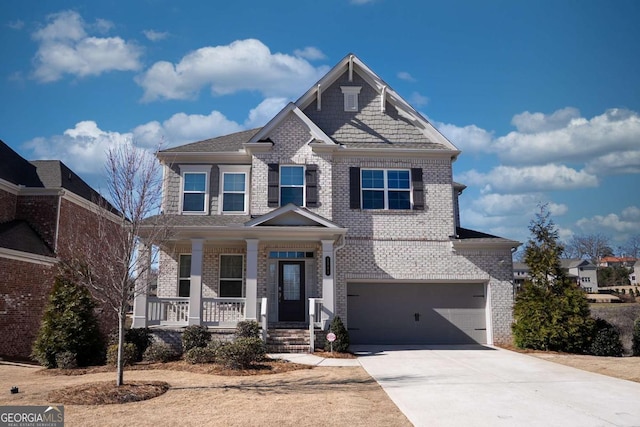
xmin=0 ymin=141 xmax=120 ymax=359
xmin=133 ymin=54 xmax=519 ymax=348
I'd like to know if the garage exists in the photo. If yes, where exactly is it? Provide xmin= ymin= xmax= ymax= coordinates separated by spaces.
xmin=347 ymin=282 xmax=487 ymax=345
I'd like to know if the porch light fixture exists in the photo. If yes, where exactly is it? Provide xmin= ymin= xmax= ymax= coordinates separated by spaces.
xmin=325 ymin=256 xmax=331 ymax=276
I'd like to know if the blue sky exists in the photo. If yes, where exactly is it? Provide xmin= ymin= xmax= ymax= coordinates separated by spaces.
xmin=1 ymin=0 xmax=639 ymax=250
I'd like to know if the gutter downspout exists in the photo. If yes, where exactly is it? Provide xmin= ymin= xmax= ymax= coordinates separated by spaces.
xmin=54 ymin=189 xmax=64 ymax=253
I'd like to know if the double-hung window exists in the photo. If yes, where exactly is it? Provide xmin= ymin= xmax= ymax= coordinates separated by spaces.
xmin=178 ymin=254 xmax=191 ymax=297
xmin=219 ymin=254 xmax=243 ymax=297
xmin=219 ymin=165 xmax=250 ymax=214
xmin=181 ymin=165 xmax=211 ymax=214
xmin=361 ymin=169 xmax=411 ymax=209
xmin=280 ymin=165 xmax=305 ymax=206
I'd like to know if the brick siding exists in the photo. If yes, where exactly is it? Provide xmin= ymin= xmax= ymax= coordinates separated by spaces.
xmin=0 ymin=188 xmax=17 ymax=223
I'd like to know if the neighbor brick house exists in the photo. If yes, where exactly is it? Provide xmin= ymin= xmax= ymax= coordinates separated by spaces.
xmin=133 ymin=54 xmax=519 ymax=348
xmin=0 ymin=141 xmax=119 ymax=359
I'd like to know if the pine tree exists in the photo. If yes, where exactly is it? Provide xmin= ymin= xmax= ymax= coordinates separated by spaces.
xmin=512 ymin=205 xmax=595 ymax=353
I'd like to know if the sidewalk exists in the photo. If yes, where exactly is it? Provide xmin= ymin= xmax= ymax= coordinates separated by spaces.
xmin=268 ymin=353 xmax=360 ymax=367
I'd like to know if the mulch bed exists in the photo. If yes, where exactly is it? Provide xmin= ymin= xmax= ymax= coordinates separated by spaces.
xmin=48 ymin=381 xmax=170 ymax=405
xmin=313 ymin=350 xmax=357 ymax=359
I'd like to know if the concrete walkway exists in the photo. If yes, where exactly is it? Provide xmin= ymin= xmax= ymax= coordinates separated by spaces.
xmin=352 ymin=345 xmax=640 ymax=427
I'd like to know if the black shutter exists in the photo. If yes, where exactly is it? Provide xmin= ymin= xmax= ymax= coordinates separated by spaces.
xmin=268 ymin=163 xmax=279 ymax=207
xmin=349 ymin=167 xmax=361 ymax=209
xmin=411 ymin=168 xmax=424 ymax=210
xmin=305 ymin=164 xmax=319 ymax=207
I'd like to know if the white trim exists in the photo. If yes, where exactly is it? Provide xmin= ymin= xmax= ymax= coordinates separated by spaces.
xmin=316 ymin=84 xmax=322 ymax=111
xmin=218 ymin=165 xmax=251 ymax=215
xmin=0 ymin=178 xmax=20 ymax=194
xmin=247 ymin=103 xmax=335 ymax=145
xmin=361 ymin=168 xmax=411 ymax=210
xmin=0 ymin=247 xmax=57 ymax=266
xmin=219 ymin=253 xmax=245 ymax=298
xmin=246 ymin=203 xmax=344 ymax=229
xmin=485 ymin=282 xmax=493 ymax=346
xmin=180 ymin=165 xmax=212 ymax=215
xmin=158 ymin=152 xmax=251 ymax=164
xmin=279 ymin=165 xmax=305 ymax=207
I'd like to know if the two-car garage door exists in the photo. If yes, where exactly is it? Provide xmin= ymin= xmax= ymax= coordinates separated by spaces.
xmin=347 ymin=282 xmax=487 ymax=345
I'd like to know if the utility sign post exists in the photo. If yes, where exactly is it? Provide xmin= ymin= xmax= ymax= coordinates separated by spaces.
xmin=326 ymin=332 xmax=336 ymax=353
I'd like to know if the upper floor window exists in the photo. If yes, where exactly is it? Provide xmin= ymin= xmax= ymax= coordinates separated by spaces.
xmin=178 ymin=254 xmax=191 ymax=297
xmin=361 ymin=169 xmax=411 ymax=209
xmin=280 ymin=165 xmax=305 ymax=206
xmin=219 ymin=165 xmax=250 ymax=214
xmin=180 ymin=165 xmax=211 ymax=214
xmin=219 ymin=254 xmax=243 ymax=297
xmin=350 ymin=167 xmax=423 ymax=211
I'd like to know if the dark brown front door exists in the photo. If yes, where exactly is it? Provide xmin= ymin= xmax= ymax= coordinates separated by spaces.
xmin=278 ymin=261 xmax=305 ymax=321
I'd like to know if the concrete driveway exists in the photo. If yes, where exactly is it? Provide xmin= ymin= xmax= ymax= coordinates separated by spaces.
xmin=353 ymin=345 xmax=640 ymax=427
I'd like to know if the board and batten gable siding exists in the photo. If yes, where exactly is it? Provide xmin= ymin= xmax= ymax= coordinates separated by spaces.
xmin=303 ymin=70 xmax=431 ymax=145
xmin=250 ymin=113 xmax=333 ymax=219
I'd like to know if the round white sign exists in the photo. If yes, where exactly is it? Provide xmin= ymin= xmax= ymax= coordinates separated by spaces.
xmin=326 ymin=332 xmax=336 ymax=342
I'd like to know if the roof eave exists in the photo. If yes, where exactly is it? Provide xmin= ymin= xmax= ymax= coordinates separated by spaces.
xmin=157 ymin=151 xmax=251 ymax=164
xmin=334 ymin=147 xmax=460 ymax=159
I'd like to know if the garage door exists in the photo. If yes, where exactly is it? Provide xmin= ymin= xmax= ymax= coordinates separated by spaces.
xmin=347 ymin=282 xmax=487 ymax=345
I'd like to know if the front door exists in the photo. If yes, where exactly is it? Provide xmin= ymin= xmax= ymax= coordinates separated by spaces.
xmin=278 ymin=261 xmax=305 ymax=322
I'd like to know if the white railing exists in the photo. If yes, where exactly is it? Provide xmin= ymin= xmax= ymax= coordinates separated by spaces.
xmin=147 ymin=297 xmax=189 ymax=326
xmin=202 ymin=298 xmax=246 ymax=327
xmin=259 ymin=297 xmax=268 ymax=343
xmin=308 ymin=298 xmax=324 ymax=352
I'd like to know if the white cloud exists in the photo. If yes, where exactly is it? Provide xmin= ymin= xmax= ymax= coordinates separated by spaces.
xmin=31 ymin=10 xmax=142 ymax=82
xmin=458 ymin=164 xmax=599 ymax=193
xmin=435 ymin=121 xmax=493 ymax=152
xmin=350 ymin=0 xmax=376 ymax=4
xmin=585 ymin=150 xmax=640 ymax=175
xmin=293 ymin=47 xmax=326 ymax=60
xmin=409 ymin=92 xmax=429 ymax=107
xmin=469 ymin=193 xmax=568 ymax=217
xmin=136 ymin=39 xmax=329 ymax=102
xmin=7 ymin=20 xmax=25 ymax=30
xmin=244 ymin=97 xmax=288 ymax=129
xmin=576 ymin=206 xmax=640 ymax=234
xmin=495 ymin=108 xmax=640 ymax=166
xmin=397 ymin=71 xmax=416 ymax=82
xmin=143 ymin=29 xmax=169 ymax=41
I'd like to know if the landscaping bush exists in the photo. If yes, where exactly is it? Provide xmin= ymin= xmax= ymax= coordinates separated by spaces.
xmin=55 ymin=351 xmax=78 ymax=370
xmin=633 ymin=318 xmax=640 ymax=357
xmin=590 ymin=304 xmax=640 ymax=354
xmin=143 ymin=342 xmax=180 ymax=363
xmin=107 ymin=343 xmax=137 ymax=366
xmin=324 ymin=316 xmax=350 ymax=353
xmin=590 ymin=319 xmax=623 ymax=357
xmin=125 ymin=328 xmax=153 ymax=362
xmin=216 ymin=337 xmax=266 ymax=369
xmin=185 ymin=346 xmax=218 ymax=364
xmin=235 ymin=320 xmax=261 ymax=338
xmin=32 ymin=276 xmax=105 ymax=368
xmin=182 ymin=325 xmax=211 ymax=352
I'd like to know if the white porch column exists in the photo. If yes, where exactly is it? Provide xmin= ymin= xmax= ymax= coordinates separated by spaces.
xmin=245 ymin=239 xmax=259 ymax=320
xmin=321 ymin=239 xmax=335 ymax=328
xmin=132 ymin=242 xmax=151 ymax=328
xmin=188 ymin=239 xmax=204 ymax=326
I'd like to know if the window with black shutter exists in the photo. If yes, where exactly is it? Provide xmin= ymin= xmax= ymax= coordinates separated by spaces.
xmin=411 ymin=168 xmax=424 ymax=211
xmin=305 ymin=164 xmax=319 ymax=207
xmin=267 ymin=163 xmax=279 ymax=207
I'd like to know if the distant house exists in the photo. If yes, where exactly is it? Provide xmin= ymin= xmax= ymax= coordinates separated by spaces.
xmin=560 ymin=259 xmax=598 ymax=292
xmin=513 ymin=259 xmax=597 ymax=292
xmin=132 ymin=54 xmax=520 ymax=349
xmin=598 ymin=256 xmax=636 ymax=268
xmin=0 ymin=141 xmax=120 ymax=360
xmin=630 ymin=260 xmax=639 ymax=286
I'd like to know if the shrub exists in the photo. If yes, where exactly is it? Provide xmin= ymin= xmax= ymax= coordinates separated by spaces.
xmin=32 ymin=276 xmax=106 ymax=368
xmin=107 ymin=343 xmax=137 ymax=366
xmin=55 ymin=351 xmax=78 ymax=370
xmin=590 ymin=319 xmax=623 ymax=357
xmin=216 ymin=337 xmax=266 ymax=369
xmin=143 ymin=342 xmax=179 ymax=363
xmin=235 ymin=320 xmax=261 ymax=339
xmin=185 ymin=346 xmax=218 ymax=364
xmin=125 ymin=328 xmax=153 ymax=362
xmin=324 ymin=316 xmax=350 ymax=353
xmin=633 ymin=318 xmax=640 ymax=357
xmin=182 ymin=325 xmax=211 ymax=352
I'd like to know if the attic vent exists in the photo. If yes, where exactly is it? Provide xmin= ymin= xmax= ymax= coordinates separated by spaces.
xmin=341 ymin=86 xmax=361 ymax=112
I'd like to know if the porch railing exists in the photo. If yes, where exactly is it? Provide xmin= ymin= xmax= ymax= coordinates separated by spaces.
xmin=309 ymin=298 xmax=324 ymax=352
xmin=147 ymin=297 xmax=189 ymax=326
xmin=202 ymin=298 xmax=246 ymax=327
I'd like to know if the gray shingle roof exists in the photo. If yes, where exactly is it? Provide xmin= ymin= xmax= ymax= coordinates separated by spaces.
xmin=160 ymin=128 xmax=262 ymax=153
xmin=0 ymin=140 xmax=43 ymax=187
xmin=0 ymin=220 xmax=55 ymax=257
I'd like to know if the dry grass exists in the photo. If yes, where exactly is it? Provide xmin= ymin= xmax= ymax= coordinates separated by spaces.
xmin=0 ymin=361 xmax=411 ymax=427
xmin=529 ymin=353 xmax=640 ymax=383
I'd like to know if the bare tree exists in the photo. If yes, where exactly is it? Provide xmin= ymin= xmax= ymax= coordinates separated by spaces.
xmin=564 ymin=234 xmax=613 ymax=264
xmin=623 ymin=234 xmax=640 ymax=258
xmin=61 ymin=142 xmax=172 ymax=386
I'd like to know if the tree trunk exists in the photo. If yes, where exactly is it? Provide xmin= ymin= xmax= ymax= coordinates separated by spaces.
xmin=116 ymin=311 xmax=125 ymax=386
